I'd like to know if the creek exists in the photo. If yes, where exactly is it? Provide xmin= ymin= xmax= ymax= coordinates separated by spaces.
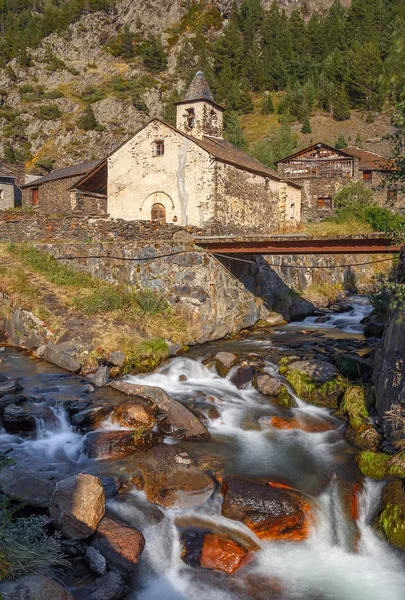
xmin=0 ymin=296 xmax=404 ymax=599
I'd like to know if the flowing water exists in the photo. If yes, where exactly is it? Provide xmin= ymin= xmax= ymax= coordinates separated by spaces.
xmin=1 ymin=296 xmax=405 ymax=599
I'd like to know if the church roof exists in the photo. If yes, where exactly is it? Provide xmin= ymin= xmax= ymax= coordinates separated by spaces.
xmin=183 ymin=71 xmax=215 ymax=103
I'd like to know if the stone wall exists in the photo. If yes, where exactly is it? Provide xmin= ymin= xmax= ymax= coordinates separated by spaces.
xmin=0 ymin=212 xmax=193 ymax=243
xmin=176 ymin=99 xmax=223 ymax=139
xmin=0 ymin=180 xmax=16 ymax=210
xmin=21 ymin=174 xmax=85 ymax=213
xmin=37 ymin=242 xmax=265 ymax=344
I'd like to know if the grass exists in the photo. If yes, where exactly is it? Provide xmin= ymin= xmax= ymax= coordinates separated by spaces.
xmin=301 ymin=219 xmax=373 ymax=237
xmin=303 ymin=282 xmax=344 ymax=303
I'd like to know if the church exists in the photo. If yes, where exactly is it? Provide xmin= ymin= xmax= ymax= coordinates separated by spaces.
xmin=57 ymin=73 xmax=303 ymax=232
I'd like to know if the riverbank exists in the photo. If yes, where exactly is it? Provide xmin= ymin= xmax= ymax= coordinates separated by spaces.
xmin=0 ymin=296 xmax=404 ymax=599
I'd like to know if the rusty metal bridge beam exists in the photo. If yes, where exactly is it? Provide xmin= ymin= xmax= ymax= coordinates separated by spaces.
xmin=194 ymin=236 xmax=402 ymax=255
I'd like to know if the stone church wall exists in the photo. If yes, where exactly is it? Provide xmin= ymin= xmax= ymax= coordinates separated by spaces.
xmin=22 ymin=175 xmax=84 ymax=213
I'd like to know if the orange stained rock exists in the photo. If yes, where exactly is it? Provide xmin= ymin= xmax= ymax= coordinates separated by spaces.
xmin=270 ymin=415 xmax=334 ymax=433
xmin=200 ymin=534 xmax=251 ymax=574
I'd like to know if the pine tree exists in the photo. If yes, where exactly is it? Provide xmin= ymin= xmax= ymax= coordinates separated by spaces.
xmin=347 ymin=41 xmax=385 ymax=110
xmin=301 ymin=115 xmax=312 ymax=134
xmin=224 ymin=111 xmax=248 ymax=150
xmin=120 ymin=25 xmax=135 ymax=59
xmin=141 ymin=36 xmax=167 ymax=73
xmin=333 ymin=87 xmax=350 ymax=121
xmin=335 ymin=133 xmax=348 ymax=149
xmin=355 ymin=132 xmax=363 ymax=147
xmin=261 ymin=93 xmax=274 ymax=115
xmin=77 ymin=104 xmax=99 ymax=131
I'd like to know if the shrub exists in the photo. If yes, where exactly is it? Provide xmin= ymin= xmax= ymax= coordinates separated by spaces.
xmin=132 ymin=92 xmax=148 ymax=112
xmin=333 ymin=181 xmax=376 ymax=221
xmin=364 ymin=205 xmax=405 ymax=234
xmin=36 ymin=104 xmax=62 ymax=120
xmin=301 ymin=115 xmax=312 ymax=134
xmin=76 ymin=105 xmax=103 ymax=131
xmin=134 ymin=289 xmax=170 ymax=314
xmin=34 ymin=158 xmax=55 ymax=173
xmin=261 ymin=93 xmax=274 ymax=115
xmin=140 ymin=36 xmax=167 ymax=73
xmin=79 ymin=88 xmax=104 ymax=103
xmin=335 ymin=133 xmax=348 ymax=149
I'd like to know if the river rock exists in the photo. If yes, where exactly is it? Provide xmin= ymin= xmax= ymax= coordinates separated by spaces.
xmin=230 ymin=365 xmax=257 ymax=389
xmin=377 ymin=481 xmax=405 ymax=549
xmin=0 ymin=375 xmax=20 ymax=397
xmin=222 ymin=476 xmax=312 ymax=541
xmin=289 ymin=299 xmax=315 ymax=321
xmin=87 ymin=365 xmax=110 ymax=387
xmin=108 ymin=350 xmax=126 ymax=366
xmin=334 ymin=354 xmax=372 ymax=380
xmin=84 ymin=430 xmax=160 ymax=460
xmin=72 ymin=572 xmax=128 ymax=600
xmin=71 ymin=405 xmax=113 ymax=430
xmin=0 ymin=466 xmax=56 ymax=508
xmin=92 ymin=516 xmax=145 ymax=573
xmin=109 ymin=381 xmax=209 ymax=440
xmin=181 ymin=530 xmax=251 ymax=574
xmin=133 ymin=443 xmax=216 ymax=509
xmin=85 ymin=546 xmax=107 ymax=576
xmin=287 ymin=360 xmax=338 ymax=384
xmin=255 ymin=373 xmax=282 ymax=396
xmin=43 ymin=344 xmax=82 ymax=374
xmin=50 ymin=473 xmax=105 ymax=540
xmin=0 ymin=575 xmax=73 ymax=599
xmin=110 ymin=399 xmax=158 ymax=429
xmin=214 ymin=352 xmax=240 ymax=377
xmin=364 ymin=318 xmax=385 ymax=337
xmin=3 ymin=402 xmax=59 ymax=434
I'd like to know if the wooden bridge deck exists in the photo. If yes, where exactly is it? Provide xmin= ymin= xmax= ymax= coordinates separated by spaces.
xmin=194 ymin=234 xmax=401 ymax=255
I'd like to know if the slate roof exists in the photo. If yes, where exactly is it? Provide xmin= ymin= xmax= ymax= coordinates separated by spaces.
xmin=342 ymin=146 xmax=392 ymax=171
xmin=183 ymin=71 xmax=215 ymax=103
xmin=22 ymin=160 xmax=101 ymax=188
xmin=0 ymin=164 xmax=15 ymax=179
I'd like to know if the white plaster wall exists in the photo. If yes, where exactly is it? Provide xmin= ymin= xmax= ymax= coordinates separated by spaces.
xmin=0 ymin=181 xmax=15 ymax=210
xmin=286 ymin=184 xmax=302 ymax=222
xmin=107 ymin=120 xmax=216 ymax=227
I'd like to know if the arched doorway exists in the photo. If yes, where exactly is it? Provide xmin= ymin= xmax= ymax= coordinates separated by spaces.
xmin=151 ymin=203 xmax=166 ymax=223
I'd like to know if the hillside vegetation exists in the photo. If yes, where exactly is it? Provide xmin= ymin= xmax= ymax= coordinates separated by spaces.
xmin=0 ymin=0 xmax=403 ymax=171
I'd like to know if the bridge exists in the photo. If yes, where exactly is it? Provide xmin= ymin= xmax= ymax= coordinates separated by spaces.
xmin=194 ymin=233 xmax=402 ymax=255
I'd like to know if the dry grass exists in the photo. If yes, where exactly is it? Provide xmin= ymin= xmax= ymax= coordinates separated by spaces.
xmin=301 ymin=219 xmax=374 ymax=237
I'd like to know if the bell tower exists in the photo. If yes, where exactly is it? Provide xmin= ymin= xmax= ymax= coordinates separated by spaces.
xmin=175 ymin=71 xmax=224 ymax=139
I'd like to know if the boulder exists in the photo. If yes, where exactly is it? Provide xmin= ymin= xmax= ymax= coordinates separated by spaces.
xmin=71 ymin=405 xmax=113 ymax=431
xmin=230 ymin=365 xmax=257 ymax=389
xmin=377 ymin=481 xmax=405 ymax=549
xmin=364 ymin=319 xmax=385 ymax=337
xmin=72 ymin=572 xmax=128 ymax=600
xmin=134 ymin=443 xmax=216 ymax=510
xmin=87 ymin=365 xmax=110 ymax=388
xmin=85 ymin=546 xmax=106 ymax=576
xmin=269 ymin=415 xmax=334 ymax=433
xmin=289 ymin=299 xmax=315 ymax=321
xmin=181 ymin=530 xmax=251 ymax=574
xmin=3 ymin=402 xmax=59 ymax=434
xmin=92 ymin=516 xmax=145 ymax=573
xmin=213 ymin=352 xmax=240 ymax=377
xmin=222 ymin=476 xmax=312 ymax=541
xmin=43 ymin=344 xmax=81 ymax=374
xmin=110 ymin=399 xmax=158 ymax=429
xmin=0 ymin=375 xmax=20 ymax=397
xmin=254 ymin=374 xmax=297 ymax=408
xmin=109 ymin=381 xmax=209 ymax=440
xmin=0 ymin=575 xmax=73 ymax=599
xmin=50 ymin=473 xmax=105 ymax=540
xmin=108 ymin=350 xmax=125 ymax=366
xmin=334 ymin=354 xmax=372 ymax=380
xmin=287 ymin=360 xmax=338 ymax=384
xmin=0 ymin=466 xmax=55 ymax=508
xmin=83 ymin=430 xmax=160 ymax=460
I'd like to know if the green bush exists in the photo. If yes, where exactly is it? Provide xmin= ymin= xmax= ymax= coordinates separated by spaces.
xmin=36 ymin=104 xmax=62 ymax=120
xmin=333 ymin=181 xmax=376 ymax=221
xmin=364 ymin=206 xmax=405 ymax=234
xmin=79 ymin=88 xmax=104 ymax=103
xmin=135 ymin=289 xmax=170 ymax=314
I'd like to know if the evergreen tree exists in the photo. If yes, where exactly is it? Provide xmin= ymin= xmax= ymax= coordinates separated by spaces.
xmin=385 ymin=101 xmax=405 ymax=191
xmin=251 ymin=119 xmax=297 ymax=169
xmin=77 ymin=104 xmax=99 ymax=131
xmin=120 ymin=25 xmax=135 ymax=59
xmin=301 ymin=115 xmax=312 ymax=134
xmin=335 ymin=133 xmax=348 ymax=148
xmin=261 ymin=93 xmax=274 ymax=115
xmin=355 ymin=132 xmax=363 ymax=147
xmin=141 ymin=36 xmax=167 ymax=73
xmin=347 ymin=41 xmax=385 ymax=110
xmin=333 ymin=87 xmax=350 ymax=121
xmin=224 ymin=111 xmax=248 ymax=150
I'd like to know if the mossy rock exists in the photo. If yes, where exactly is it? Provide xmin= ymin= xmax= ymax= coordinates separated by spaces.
xmin=379 ymin=481 xmax=405 ymax=549
xmin=285 ymin=369 xmax=347 ymax=409
xmin=275 ymin=385 xmax=297 ymax=409
xmin=341 ymin=386 xmax=368 ymax=431
xmin=356 ymin=450 xmax=405 ymax=480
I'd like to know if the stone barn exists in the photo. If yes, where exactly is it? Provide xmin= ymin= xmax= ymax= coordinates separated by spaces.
xmin=71 ymin=71 xmax=301 ymax=233
xmin=0 ymin=165 xmax=20 ymax=210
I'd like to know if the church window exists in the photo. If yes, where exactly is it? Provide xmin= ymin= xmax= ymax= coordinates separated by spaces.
xmin=153 ymin=140 xmax=165 ymax=157
xmin=186 ymin=108 xmax=195 ymax=129
xmin=151 ymin=203 xmax=166 ymax=223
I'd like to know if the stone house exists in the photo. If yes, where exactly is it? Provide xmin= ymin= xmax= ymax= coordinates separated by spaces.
xmin=0 ymin=165 xmax=20 ymax=210
xmin=276 ymin=142 xmax=402 ymax=220
xmin=71 ymin=72 xmax=301 ymax=233
xmin=342 ymin=146 xmax=404 ymax=214
xmin=21 ymin=160 xmax=102 ymax=214
xmin=276 ymin=143 xmax=359 ymax=221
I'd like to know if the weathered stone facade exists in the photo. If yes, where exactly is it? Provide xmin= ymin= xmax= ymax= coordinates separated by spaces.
xmin=0 ymin=176 xmax=17 ymax=210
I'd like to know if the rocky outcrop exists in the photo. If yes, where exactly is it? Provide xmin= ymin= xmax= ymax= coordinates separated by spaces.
xmin=181 ymin=530 xmax=252 ymax=574
xmin=0 ymin=466 xmax=56 ymax=508
xmin=281 ymin=359 xmax=347 ymax=409
xmin=83 ymin=429 xmax=160 ymax=459
xmin=50 ymin=473 xmax=105 ymax=540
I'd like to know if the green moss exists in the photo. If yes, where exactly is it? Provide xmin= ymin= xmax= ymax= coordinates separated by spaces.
xmin=286 ymin=370 xmax=315 ymax=398
xmin=379 ymin=504 xmax=405 ymax=549
xmin=122 ymin=338 xmax=169 ymax=374
xmin=276 ymin=385 xmax=297 ymax=409
xmin=356 ymin=451 xmax=391 ymax=479
xmin=341 ymin=386 xmax=368 ymax=431
xmin=285 ymin=369 xmax=347 ymax=408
